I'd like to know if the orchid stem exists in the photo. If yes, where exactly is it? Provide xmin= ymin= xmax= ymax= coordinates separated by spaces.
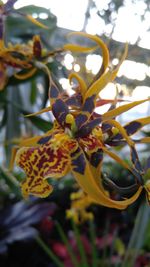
xmin=55 ymin=222 xmax=79 ymax=267
xmin=36 ymin=235 xmax=64 ymax=267
xmin=72 ymin=220 xmax=90 ymax=267
xmin=89 ymin=220 xmax=98 ymax=267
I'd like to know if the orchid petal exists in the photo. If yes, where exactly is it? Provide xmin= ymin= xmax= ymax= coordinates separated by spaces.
xmin=70 ymin=144 xmax=142 ymax=209
xmin=84 ymin=43 xmax=127 ymax=103
xmin=68 ymin=191 xmax=94 ymax=223
xmin=10 ymin=146 xmax=19 ymax=171
xmin=69 ymin=72 xmax=87 ymax=96
xmin=66 ymin=32 xmax=109 ymax=72
xmin=137 ymin=137 xmax=150 ymax=144
xmin=102 ymin=146 xmax=132 ymax=171
xmin=76 ymin=118 xmax=101 ymax=137
xmin=16 ymin=135 xmax=70 ymax=197
xmin=21 ymin=176 xmax=53 ymax=198
xmin=14 ymin=68 xmax=37 ymax=80
xmin=65 ymin=93 xmax=82 ymax=108
xmin=0 ymin=39 xmax=4 ymax=49
xmin=24 ymin=106 xmax=52 ymax=117
xmin=105 ymin=119 xmax=143 ymax=182
xmin=19 ymin=135 xmax=47 ymax=147
xmin=79 ymin=135 xmax=104 ymax=190
xmin=125 ymin=117 xmax=150 ymax=134
xmin=26 ymin=15 xmax=48 ymax=29
xmin=10 ymin=135 xmax=43 ymax=171
xmin=116 ymin=117 xmax=150 ymax=139
xmin=84 ymin=69 xmax=114 ymax=102
xmin=105 ymin=119 xmax=134 ymax=147
xmin=3 ymin=0 xmax=17 ymax=12
xmin=75 ymin=94 xmax=96 ymax=128
xmin=64 ymin=43 xmax=97 ymax=53
xmin=0 ymin=63 xmax=7 ymax=90
xmin=102 ymin=99 xmax=150 ymax=120
xmin=89 ymin=44 xmax=126 ymax=101
xmin=109 ymin=43 xmax=128 ymax=81
xmin=96 ymin=98 xmax=127 ymax=107
xmin=52 ymin=98 xmax=70 ymax=127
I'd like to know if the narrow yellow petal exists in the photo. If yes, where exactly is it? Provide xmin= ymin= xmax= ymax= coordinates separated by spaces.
xmin=84 ymin=43 xmax=128 ymax=102
xmin=19 ymin=135 xmax=42 ymax=147
xmin=0 ymin=64 xmax=7 ymax=91
xmin=102 ymin=99 xmax=150 ymax=120
xmin=133 ymin=117 xmax=150 ymax=126
xmin=102 ymin=146 xmax=132 ymax=171
xmin=69 ymin=72 xmax=87 ymax=96
xmin=18 ymin=128 xmax=54 ymax=148
xmin=125 ymin=117 xmax=150 ymax=132
xmin=63 ymin=44 xmax=97 ymax=53
xmin=24 ymin=106 xmax=51 ymax=117
xmin=26 ymin=15 xmax=48 ymax=29
xmin=0 ymin=39 xmax=4 ymax=49
xmin=139 ymin=137 xmax=150 ymax=144
xmin=9 ymin=146 xmax=19 ymax=171
xmin=14 ymin=68 xmax=37 ymax=80
xmin=110 ymin=43 xmax=128 ymax=81
xmin=84 ymin=69 xmax=113 ymax=101
xmin=66 ymin=32 xmax=109 ymax=71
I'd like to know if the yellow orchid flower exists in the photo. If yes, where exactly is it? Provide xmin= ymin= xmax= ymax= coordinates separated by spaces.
xmin=0 ymin=34 xmax=63 ymax=90
xmin=0 ymin=36 xmax=39 ymax=89
xmin=15 ymin=32 xmax=150 ymax=210
xmin=0 ymin=0 xmax=60 ymax=90
xmin=66 ymin=190 xmax=94 ymax=224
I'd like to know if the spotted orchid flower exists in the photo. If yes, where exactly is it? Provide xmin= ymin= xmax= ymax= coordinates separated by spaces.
xmin=0 ymin=35 xmax=40 ymax=89
xmin=0 ymin=0 xmax=58 ymax=90
xmin=15 ymin=32 xmax=150 ymax=210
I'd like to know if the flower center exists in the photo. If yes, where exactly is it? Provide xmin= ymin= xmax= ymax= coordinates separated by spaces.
xmin=50 ymin=133 xmax=70 ymax=152
xmin=65 ymin=114 xmax=77 ymax=137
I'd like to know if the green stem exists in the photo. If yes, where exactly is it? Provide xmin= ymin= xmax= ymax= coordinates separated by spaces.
xmin=72 ymin=220 xmax=89 ymax=267
xmin=102 ymin=219 xmax=110 ymax=265
xmin=36 ymin=236 xmax=64 ymax=267
xmin=89 ymin=220 xmax=98 ymax=267
xmin=56 ymin=222 xmax=79 ymax=267
xmin=122 ymin=202 xmax=150 ymax=267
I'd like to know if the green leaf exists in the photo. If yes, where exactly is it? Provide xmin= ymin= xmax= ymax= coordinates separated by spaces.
xmin=2 ymin=97 xmax=52 ymax=132
xmin=6 ymin=5 xmax=57 ymax=42
xmin=0 ymin=90 xmax=7 ymax=104
xmin=0 ymin=108 xmax=7 ymax=130
xmin=122 ymin=202 xmax=150 ymax=267
xmin=5 ymin=86 xmax=22 ymax=164
xmin=30 ymin=79 xmax=37 ymax=105
xmin=22 ymin=111 xmax=53 ymax=132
